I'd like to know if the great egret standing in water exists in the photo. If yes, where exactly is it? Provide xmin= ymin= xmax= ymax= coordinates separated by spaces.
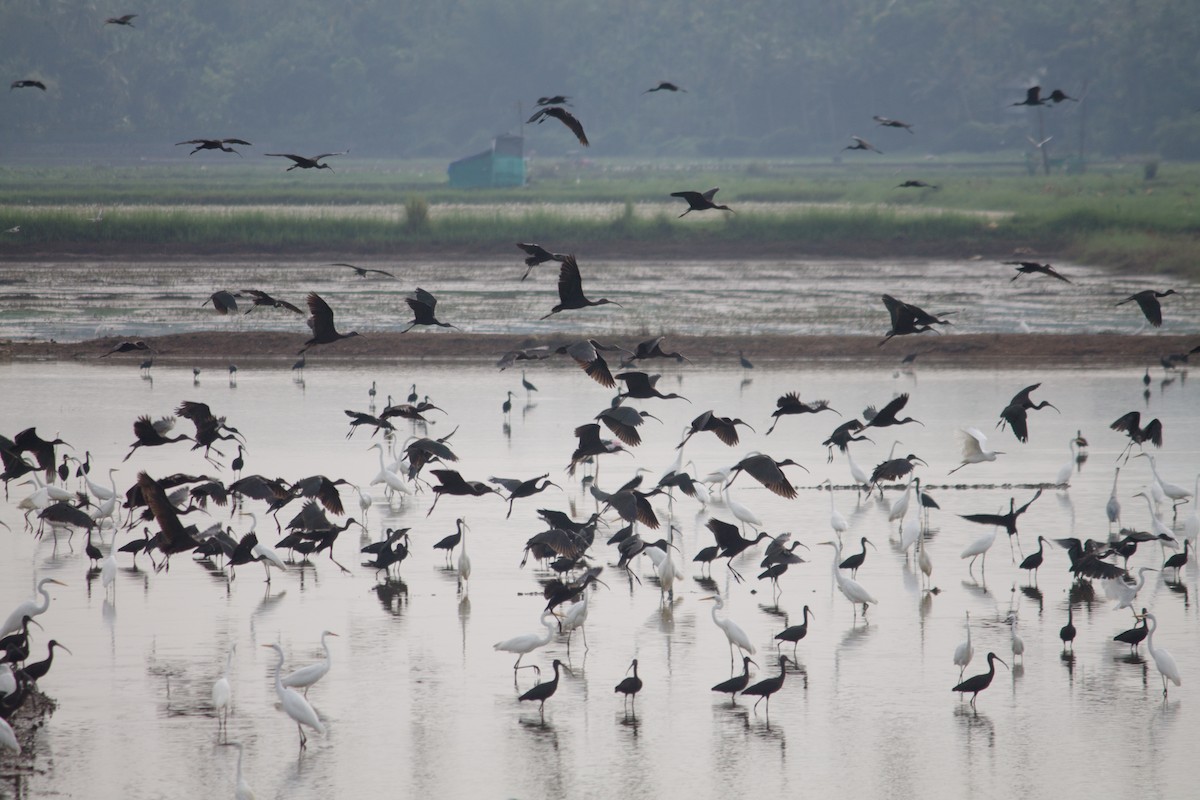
xmin=263 ymin=643 xmax=325 ymax=749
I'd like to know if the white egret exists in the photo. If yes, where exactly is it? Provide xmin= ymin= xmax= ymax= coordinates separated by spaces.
xmin=0 ymin=716 xmax=18 ymax=755
xmin=1054 ymin=439 xmax=1075 ymax=487
xmin=0 ymin=664 xmax=14 ymax=697
xmin=948 ymin=427 xmax=1004 ymax=474
xmin=823 ymin=479 xmax=849 ymax=538
xmin=1184 ymin=474 xmax=1199 ymax=546
xmin=1133 ymin=490 xmax=1176 ymax=548
xmin=1104 ymin=566 xmax=1157 ymax=615
xmin=1141 ymin=455 xmax=1193 ymax=520
xmin=244 ymin=513 xmax=287 ymax=582
xmin=100 ymin=539 xmax=118 ymax=597
xmin=1143 ymin=612 xmax=1181 ymax=696
xmin=262 ymin=643 xmax=325 ymax=749
xmin=558 ymin=591 xmax=590 ymax=655
xmin=368 ymin=443 xmax=411 ymax=501
xmin=281 ymin=631 xmax=338 ymax=696
xmin=819 ymin=540 xmax=877 ymax=618
xmin=2 ymin=578 xmax=67 ymax=639
xmin=456 ymin=520 xmax=471 ymax=594
xmin=646 ymin=533 xmax=684 ymax=603
xmin=888 ymin=477 xmax=913 ymax=526
xmin=917 ymin=528 xmax=933 ymax=586
xmin=846 ymin=449 xmax=871 ymax=493
xmin=723 ymin=486 xmax=762 ymax=531
xmin=213 ymin=645 xmax=235 ymax=732
xmin=229 ymin=742 xmax=255 ymax=800
xmin=1106 ymin=467 xmax=1122 ymax=530
xmin=1009 ymin=615 xmax=1025 ymax=662
xmin=960 ymin=526 xmax=997 ymax=573
xmin=85 ymin=467 xmax=119 ymax=502
xmin=700 ymin=595 xmax=755 ymax=666
xmin=953 ymin=611 xmax=974 ymax=678
xmin=900 ymin=510 xmax=921 ymax=556
xmin=493 ymin=611 xmax=558 ymax=674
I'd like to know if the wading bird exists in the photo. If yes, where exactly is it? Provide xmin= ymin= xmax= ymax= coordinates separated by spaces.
xmin=712 ymin=656 xmax=756 ymax=704
xmin=100 ymin=340 xmax=153 ymax=358
xmin=1110 ymin=411 xmax=1163 ymax=460
xmin=1142 ymin=613 xmax=1181 ymax=696
xmin=820 ymin=540 xmax=877 ymax=619
xmin=299 ymin=292 xmax=361 ymax=353
xmin=176 ymin=138 xmax=252 ymax=156
xmin=1116 ymin=289 xmax=1179 ymax=328
xmin=518 ymin=659 xmax=571 ymax=720
xmin=670 ymin=188 xmax=733 ymax=217
xmin=953 ymin=612 xmax=974 ymax=678
xmin=494 ymin=611 xmax=558 ymax=675
xmin=844 ymin=135 xmax=882 ymax=153
xmin=742 ymin=654 xmax=793 ymax=718
xmin=541 ymin=256 xmax=621 ymax=319
xmin=213 ymin=646 xmax=234 ymax=734
xmin=774 ymin=606 xmax=814 ymax=656
xmin=515 ymin=243 xmax=567 ymax=281
xmin=949 ymin=427 xmax=1004 ymax=474
xmin=838 ymin=537 xmax=875 ymax=578
xmin=614 ymin=659 xmax=643 ymax=716
xmin=1114 ymin=611 xmax=1149 ymax=653
xmin=952 ymin=652 xmax=1007 ymax=706
xmin=262 ymin=643 xmax=325 ymax=749
xmin=874 ymin=115 xmax=914 ymax=132
xmin=1 ymin=578 xmax=66 ymax=639
xmin=329 ymin=262 xmax=396 ymax=279
xmin=862 ymin=393 xmax=923 ymax=430
xmin=701 ymin=594 xmax=756 ymax=666
xmin=265 ymin=151 xmax=346 ymax=171
xmin=526 ymin=106 xmax=589 ymax=146
xmin=281 ymin=631 xmax=338 ymax=697
xmin=241 ymin=289 xmax=303 ymax=314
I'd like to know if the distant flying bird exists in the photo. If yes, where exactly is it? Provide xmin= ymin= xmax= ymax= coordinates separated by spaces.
xmin=880 ymin=294 xmax=952 ymax=345
xmin=299 ymin=292 xmax=361 ymax=353
xmin=1011 ymin=86 xmax=1047 ymax=107
xmin=241 ymin=289 xmax=303 ymax=314
xmin=401 ymin=288 xmax=459 ymax=333
xmin=1005 ymin=261 xmax=1071 ymax=283
xmin=526 ymin=106 xmax=589 ymax=147
xmin=896 ymin=180 xmax=937 ymax=189
xmin=515 ymin=243 xmax=567 ymax=281
xmin=1116 ymin=289 xmax=1179 ymax=328
xmin=1047 ymin=89 xmax=1078 ymax=103
xmin=670 ymin=188 xmax=733 ymax=217
xmin=541 ymin=256 xmax=621 ymax=319
xmin=203 ymin=290 xmax=240 ymax=315
xmin=105 ymin=14 xmax=137 ymax=26
xmin=265 ymin=152 xmax=346 ymax=171
xmin=873 ymin=115 xmax=914 ymax=133
xmin=536 ymin=95 xmax=570 ymax=106
xmin=844 ymin=136 xmax=882 ymax=153
xmin=329 ymin=262 xmax=396 ymax=279
xmin=176 ymin=138 xmax=252 ymax=156
xmin=100 ymin=340 xmax=153 ymax=358
xmin=644 ymin=82 xmax=685 ymax=93
xmin=10 ymin=80 xmax=46 ymax=91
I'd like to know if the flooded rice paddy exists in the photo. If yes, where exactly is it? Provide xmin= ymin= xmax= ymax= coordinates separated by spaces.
xmin=2 ymin=351 xmax=1198 ymax=799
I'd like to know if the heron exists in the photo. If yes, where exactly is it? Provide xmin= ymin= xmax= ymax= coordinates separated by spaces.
xmin=281 ymin=631 xmax=338 ymax=697
xmin=541 ymin=256 xmax=621 ymax=319
xmin=299 ymin=292 xmax=361 ymax=353
xmin=1139 ymin=454 xmax=1193 ymax=521
xmin=526 ymin=106 xmax=589 ymax=146
xmin=953 ymin=612 xmax=974 ymax=678
xmin=670 ymin=188 xmax=733 ymax=217
xmin=2 ymin=578 xmax=67 ymax=639
xmin=1116 ymin=289 xmax=1179 ymax=328
xmin=952 ymin=652 xmax=1007 ymax=706
xmin=1142 ymin=613 xmax=1181 ymax=696
xmin=701 ymin=595 xmax=755 ymax=667
xmin=494 ymin=611 xmax=558 ymax=675
xmin=819 ymin=541 xmax=877 ymax=619
xmin=948 ymin=427 xmax=1004 ymax=474
xmin=614 ymin=659 xmax=643 ymax=716
xmin=262 ymin=643 xmax=325 ymax=749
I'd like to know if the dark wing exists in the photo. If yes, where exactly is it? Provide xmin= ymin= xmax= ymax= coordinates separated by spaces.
xmin=1135 ymin=294 xmax=1164 ymax=327
xmin=545 ymin=107 xmax=589 ymax=146
xmin=671 ymin=191 xmax=704 ymax=204
xmin=264 ymin=153 xmax=305 ymax=165
xmin=222 ymin=139 xmax=253 ymax=146
xmin=556 ymin=256 xmax=587 ymax=306
xmin=306 ymin=292 xmax=337 ymax=338
xmin=1008 ymin=384 xmax=1041 ymax=407
xmin=1110 ymin=411 xmax=1141 ymax=436
xmin=1144 ymin=419 xmax=1163 ymax=447
xmin=999 ymin=403 xmax=1029 ymax=443
xmin=871 ymin=393 xmax=910 ymax=424
xmin=701 ymin=188 xmax=720 ymax=202
xmin=707 ymin=518 xmax=743 ymax=551
xmin=1014 ymin=488 xmax=1043 ymax=517
xmin=138 ymin=472 xmax=191 ymax=550
xmin=960 ymin=513 xmax=1006 ymax=527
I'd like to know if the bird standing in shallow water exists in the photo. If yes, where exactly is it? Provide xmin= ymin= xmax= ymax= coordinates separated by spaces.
xmin=263 ymin=643 xmax=325 ymax=749
xmin=614 ymin=659 xmax=643 ymax=716
xmin=952 ymin=652 xmax=1007 ymax=706
xmin=518 ymin=659 xmax=571 ymax=720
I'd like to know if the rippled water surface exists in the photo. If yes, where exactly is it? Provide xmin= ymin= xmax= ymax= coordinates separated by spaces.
xmin=1 ymin=256 xmax=1195 ymax=342
xmin=1 ymin=356 xmax=1198 ymax=799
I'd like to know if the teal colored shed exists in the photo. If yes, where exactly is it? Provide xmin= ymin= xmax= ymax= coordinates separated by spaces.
xmin=447 ymin=134 xmax=525 ymax=188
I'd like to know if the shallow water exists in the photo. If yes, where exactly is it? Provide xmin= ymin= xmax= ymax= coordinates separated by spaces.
xmin=0 ymin=256 xmax=1194 ymax=342
xmin=1 ymin=357 xmax=1197 ymax=799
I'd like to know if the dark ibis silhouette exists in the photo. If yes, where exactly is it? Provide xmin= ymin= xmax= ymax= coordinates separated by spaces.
xmin=896 ymin=180 xmax=937 ymax=189
xmin=1047 ymin=89 xmax=1077 ymax=103
xmin=203 ymin=290 xmax=239 ymax=314
xmin=123 ymin=415 xmax=191 ymax=461
xmin=10 ymin=428 xmax=71 ymax=482
xmin=490 ymin=474 xmax=560 ymax=518
xmin=1113 ymin=610 xmax=1149 ymax=653
xmin=644 ymin=81 xmax=685 ymax=93
xmin=706 ymin=518 xmax=771 ymax=583
xmin=873 ymin=115 xmax=914 ymax=133
xmin=727 ymin=452 xmax=806 ymax=499
xmin=241 ymin=289 xmax=303 ymax=314
xmin=401 ymin=288 xmax=459 ymax=333
xmin=344 ymin=410 xmax=395 ymax=439
xmin=0 ymin=616 xmax=42 ymax=664
xmin=742 ymin=654 xmax=794 ymax=718
xmin=863 ymin=393 xmax=923 ymax=429
xmin=838 ymin=537 xmax=875 ymax=578
xmin=774 ymin=606 xmax=815 ymax=656
xmin=869 ymin=454 xmax=926 ymax=485
xmin=1109 ymin=411 xmax=1163 ymax=460
xmin=1054 ymin=537 xmax=1128 ymax=581
xmin=1060 ymin=606 xmax=1077 ymax=652
xmin=678 ymin=410 xmax=754 ymax=449
xmin=299 ymin=292 xmax=361 ymax=353
xmin=10 ymin=80 xmax=46 ymax=91
xmin=822 ymin=419 xmax=873 ymax=460
xmin=176 ymin=400 xmax=243 ymax=462
xmin=541 ymin=256 xmax=621 ymax=319
xmin=547 ymin=339 xmax=622 ymax=387
xmin=536 ymin=95 xmax=570 ymax=106
xmin=100 ymin=340 xmax=153 ymax=357
xmin=526 ymin=106 xmax=589 ymax=146
xmin=15 ymin=640 xmax=71 ymax=685
xmin=426 ymin=469 xmax=499 ymax=517
xmin=176 ymin=138 xmax=252 ymax=156
xmin=515 ymin=243 xmax=567 ymax=281
xmin=567 ymin=423 xmax=628 ymax=476
xmin=614 ymin=659 xmax=643 ymax=716
xmin=712 ymin=656 xmax=757 ymax=704
xmin=1116 ymin=289 xmax=1179 ymax=327
xmin=880 ymin=295 xmax=952 ymax=345
xmin=518 ymin=659 xmax=571 ymax=720
xmin=1011 ymin=86 xmax=1047 ymax=107
xmin=329 ymin=262 xmax=396 ymax=279
xmin=431 ymin=520 xmax=464 ymax=565
xmin=952 ymin=652 xmax=1007 ymax=706
xmin=615 ymin=371 xmax=687 ymax=402
xmin=624 ymin=335 xmax=689 ymax=365
xmin=739 ymin=350 xmax=754 ymax=369
xmin=766 ymin=393 xmax=839 ymax=435
xmin=138 ymin=471 xmax=202 ymax=570
xmin=670 ymin=188 xmax=733 ymax=217
xmin=1005 ymin=261 xmax=1071 ymax=283
xmin=961 ymin=488 xmax=1042 ymax=556
xmin=1164 ymin=539 xmax=1191 ymax=580
xmin=105 ymin=14 xmax=137 ymax=26
xmin=844 ymin=135 xmax=882 ymax=153
xmin=997 ymin=382 xmax=1059 ymax=443
xmin=265 ymin=151 xmax=346 ymax=171
xmin=1019 ymin=536 xmax=1047 ymax=579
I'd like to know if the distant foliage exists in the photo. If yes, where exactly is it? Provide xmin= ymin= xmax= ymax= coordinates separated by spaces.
xmin=404 ymin=196 xmax=429 ymax=233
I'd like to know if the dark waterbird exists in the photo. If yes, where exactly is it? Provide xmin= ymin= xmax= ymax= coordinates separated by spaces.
xmin=678 ymin=411 xmax=754 ymax=449
xmin=870 ymin=454 xmax=927 ymax=486
xmin=997 ymin=383 xmax=1059 ymax=443
xmin=1005 ymin=261 xmax=1071 ymax=283
xmin=1011 ymin=86 xmax=1047 ymax=107
xmin=862 ymin=393 xmax=923 ymax=429
xmin=952 ymin=652 xmax=1007 ymax=706
xmin=880 ymin=295 xmax=952 ymax=345
xmin=526 ymin=106 xmax=589 ymax=146
xmin=515 ymin=243 xmax=567 ymax=281
xmin=844 ymin=135 xmax=882 ymax=153
xmin=123 ymin=416 xmax=191 ymax=462
xmin=490 ymin=474 xmax=560 ymax=518
xmin=644 ymin=81 xmax=685 ymax=93
xmin=838 ymin=538 xmax=876 ymax=578
xmin=615 ymin=371 xmax=687 ymax=403
xmin=1116 ymin=289 xmax=1179 ymax=328
xmin=241 ymin=289 xmax=303 ymax=314
xmin=774 ymin=606 xmax=815 ymax=656
xmin=15 ymin=640 xmax=72 ymax=686
xmin=100 ymin=340 xmax=153 ymax=358
xmin=594 ymin=405 xmax=659 ymax=447
xmin=426 ymin=470 xmax=499 ymax=517
xmin=330 ymin=262 xmax=396 ymax=279
xmin=105 ymin=14 xmax=137 ymax=26
xmin=741 ymin=654 xmax=794 ymax=718
xmin=727 ymin=452 xmax=806 ymax=499
xmin=176 ymin=138 xmax=252 ymax=156
xmin=1109 ymin=411 xmax=1163 ymax=461
xmin=518 ymin=659 xmax=571 ymax=720
xmin=541 ymin=256 xmax=621 ymax=319
xmin=265 ymin=151 xmax=347 ymax=171
xmin=536 ymin=95 xmax=570 ymax=106
xmin=401 ymin=288 xmax=459 ymax=333
xmin=712 ymin=656 xmax=757 ymax=704
xmin=766 ymin=393 xmax=839 ymax=435
xmin=11 ymin=80 xmax=47 ymax=91
xmin=896 ymin=180 xmax=937 ymax=189
xmin=706 ymin=518 xmax=771 ymax=583
xmin=670 ymin=188 xmax=733 ymax=217
xmin=1113 ymin=610 xmax=1149 ymax=653
xmin=960 ymin=489 xmax=1042 ymax=554
xmin=874 ymin=115 xmax=914 ymax=132
xmin=299 ymin=292 xmax=361 ymax=353
xmin=567 ymin=423 xmax=628 ymax=476
xmin=614 ymin=658 xmax=643 ymax=715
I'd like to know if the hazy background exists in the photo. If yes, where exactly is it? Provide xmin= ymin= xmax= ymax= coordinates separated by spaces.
xmin=2 ymin=0 xmax=1199 ymax=161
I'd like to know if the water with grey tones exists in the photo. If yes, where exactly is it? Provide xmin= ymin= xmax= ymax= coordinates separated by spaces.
xmin=1 ymin=355 xmax=1198 ymax=799
xmin=0 ymin=256 xmax=1195 ymax=342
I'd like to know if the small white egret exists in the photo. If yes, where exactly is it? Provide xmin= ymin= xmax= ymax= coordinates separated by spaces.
xmin=281 ymin=631 xmax=338 ymax=696
xmin=1141 ymin=455 xmax=1193 ymax=520
xmin=700 ymin=595 xmax=755 ymax=666
xmin=1143 ymin=612 xmax=1181 ymax=696
xmin=900 ymin=511 xmax=921 ymax=556
xmin=953 ymin=611 xmax=974 ymax=678
xmin=493 ymin=611 xmax=558 ymax=674
xmin=457 ymin=520 xmax=471 ymax=594
xmin=723 ymin=486 xmax=762 ymax=531
xmin=820 ymin=540 xmax=877 ymax=619
xmin=823 ymin=479 xmax=848 ymax=538
xmin=846 ymin=449 xmax=871 ymax=493
xmin=100 ymin=539 xmax=118 ymax=596
xmin=229 ymin=742 xmax=255 ymax=800
xmin=1054 ymin=439 xmax=1075 ymax=487
xmin=213 ymin=645 xmax=235 ymax=732
xmin=1133 ymin=490 xmax=1176 ymax=547
xmin=2 ymin=578 xmax=67 ymax=639
xmin=558 ymin=592 xmax=590 ymax=655
xmin=263 ymin=643 xmax=325 ymax=749
xmin=1009 ymin=615 xmax=1025 ymax=662
xmin=1106 ymin=467 xmax=1122 ymax=530
xmin=1184 ymin=474 xmax=1199 ymax=546
xmin=1104 ymin=566 xmax=1157 ymax=615
xmin=368 ymin=442 xmax=411 ymax=501
xmin=948 ymin=427 xmax=1004 ymax=474
xmin=888 ymin=478 xmax=913 ymax=525
xmin=917 ymin=528 xmax=933 ymax=586
xmin=960 ymin=526 xmax=997 ymax=573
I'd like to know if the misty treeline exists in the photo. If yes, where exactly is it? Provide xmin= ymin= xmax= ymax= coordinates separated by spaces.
xmin=2 ymin=0 xmax=1198 ymax=160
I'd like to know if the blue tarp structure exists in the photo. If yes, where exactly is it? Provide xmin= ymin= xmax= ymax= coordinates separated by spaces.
xmin=447 ymin=134 xmax=525 ymax=188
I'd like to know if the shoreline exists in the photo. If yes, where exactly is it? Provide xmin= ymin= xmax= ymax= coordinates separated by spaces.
xmin=3 ymin=332 xmax=1193 ymax=368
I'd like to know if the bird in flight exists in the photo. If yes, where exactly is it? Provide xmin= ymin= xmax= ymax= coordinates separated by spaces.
xmin=1046 ymin=89 xmax=1077 ymax=103
xmin=541 ymin=256 xmax=621 ymax=319
xmin=300 ymin=293 xmax=361 ymax=353
xmin=536 ymin=95 xmax=570 ymax=106
xmin=515 ymin=243 xmax=567 ymax=281
xmin=896 ymin=180 xmax=937 ymax=189
xmin=105 ymin=14 xmax=137 ymax=26
xmin=265 ymin=152 xmax=346 ymax=171
xmin=176 ymin=138 xmax=252 ymax=157
xmin=526 ymin=107 xmax=589 ymax=147
xmin=10 ymin=80 xmax=46 ymax=91
xmin=1004 ymin=261 xmax=1071 ymax=283
xmin=644 ymin=82 xmax=685 ymax=93
xmin=844 ymin=136 xmax=882 ymax=153
xmin=329 ymin=263 xmax=396 ymax=279
xmin=670 ymin=188 xmax=733 ymax=217
xmin=401 ymin=288 xmax=460 ymax=333
xmin=1116 ymin=289 xmax=1179 ymax=328
xmin=873 ymin=116 xmax=914 ymax=133
xmin=1011 ymin=86 xmax=1047 ymax=107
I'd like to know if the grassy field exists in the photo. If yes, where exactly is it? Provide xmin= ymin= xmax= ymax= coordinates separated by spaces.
xmin=1 ymin=156 xmax=1197 ymax=277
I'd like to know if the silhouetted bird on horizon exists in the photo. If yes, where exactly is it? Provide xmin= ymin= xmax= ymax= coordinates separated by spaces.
xmin=1011 ymin=86 xmax=1047 ymax=107
xmin=265 ymin=152 xmax=346 ymax=171
xmin=844 ymin=136 xmax=882 ymax=153
xmin=105 ymin=14 xmax=137 ymax=26
xmin=299 ymin=293 xmax=361 ymax=353
xmin=526 ymin=106 xmax=589 ymax=146
xmin=1005 ymin=261 xmax=1071 ymax=283
xmin=176 ymin=138 xmax=252 ymax=156
xmin=671 ymin=188 xmax=733 ymax=217
xmin=536 ymin=95 xmax=570 ymax=106
xmin=515 ymin=243 xmax=567 ymax=281
xmin=330 ymin=263 xmax=396 ymax=279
